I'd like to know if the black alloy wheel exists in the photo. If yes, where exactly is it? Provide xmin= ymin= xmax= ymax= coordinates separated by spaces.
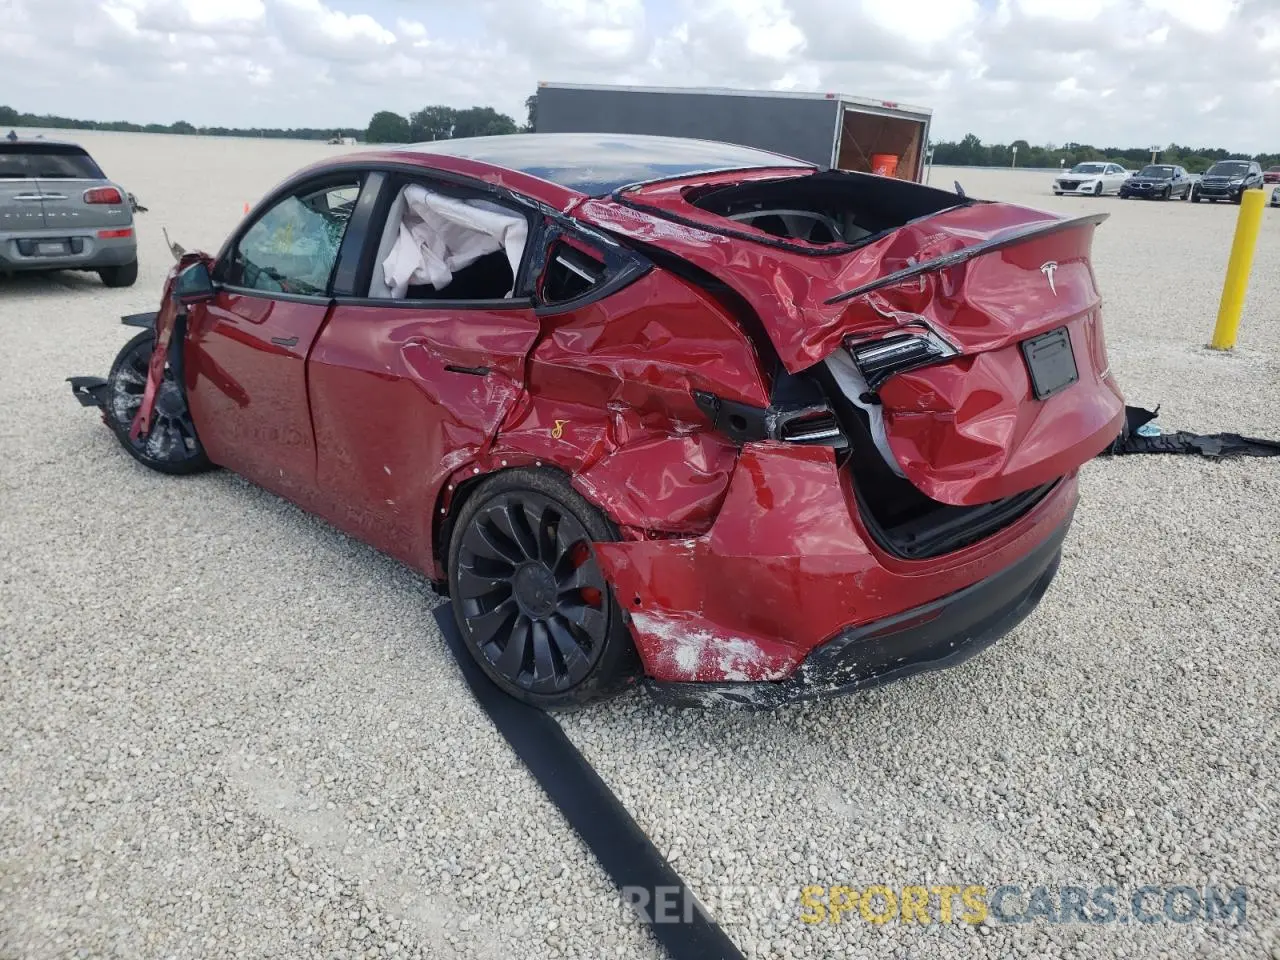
xmin=106 ymin=330 xmax=212 ymax=475
xmin=448 ymin=469 xmax=639 ymax=707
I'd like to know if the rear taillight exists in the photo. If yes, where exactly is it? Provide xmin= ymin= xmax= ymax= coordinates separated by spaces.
xmin=84 ymin=186 xmax=124 ymax=205
xmin=97 ymin=228 xmax=133 ymax=239
xmin=847 ymin=331 xmax=957 ymax=390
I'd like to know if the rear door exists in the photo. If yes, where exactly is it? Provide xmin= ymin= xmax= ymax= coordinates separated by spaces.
xmin=185 ymin=175 xmax=365 ymax=499
xmin=308 ymin=174 xmax=542 ymax=568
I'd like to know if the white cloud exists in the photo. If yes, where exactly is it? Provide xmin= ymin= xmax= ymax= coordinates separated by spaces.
xmin=1142 ymin=0 xmax=1238 ymax=32
xmin=861 ymin=0 xmax=979 ymax=46
xmin=0 ymin=0 xmax=1276 ymax=153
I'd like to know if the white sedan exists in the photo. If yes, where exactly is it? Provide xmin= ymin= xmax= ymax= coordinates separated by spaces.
xmin=1052 ymin=162 xmax=1130 ymax=196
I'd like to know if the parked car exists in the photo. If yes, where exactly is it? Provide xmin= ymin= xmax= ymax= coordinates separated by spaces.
xmin=67 ymin=134 xmax=1124 ymax=708
xmin=0 ymin=138 xmax=137 ymax=286
xmin=1118 ymin=164 xmax=1194 ymax=200
xmin=1193 ymin=159 xmax=1265 ymax=203
xmin=1053 ymin=162 xmax=1130 ymax=196
xmin=1271 ymin=186 xmax=1280 ymax=208
xmin=1263 ymin=166 xmax=1280 ymax=185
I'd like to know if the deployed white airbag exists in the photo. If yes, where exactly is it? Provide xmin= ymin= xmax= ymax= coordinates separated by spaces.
xmin=378 ymin=185 xmax=527 ymax=298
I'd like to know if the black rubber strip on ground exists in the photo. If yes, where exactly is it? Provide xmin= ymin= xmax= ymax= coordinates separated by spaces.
xmin=432 ymin=603 xmax=746 ymax=960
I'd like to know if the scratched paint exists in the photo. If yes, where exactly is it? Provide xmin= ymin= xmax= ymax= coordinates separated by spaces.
xmin=629 ymin=610 xmax=792 ymax=682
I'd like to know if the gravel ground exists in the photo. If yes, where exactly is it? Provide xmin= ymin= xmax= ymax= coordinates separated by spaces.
xmin=1 ymin=133 xmax=1278 ymax=960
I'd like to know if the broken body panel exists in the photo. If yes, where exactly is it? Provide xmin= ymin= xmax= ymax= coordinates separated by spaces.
xmin=101 ymin=142 xmax=1123 ymax=700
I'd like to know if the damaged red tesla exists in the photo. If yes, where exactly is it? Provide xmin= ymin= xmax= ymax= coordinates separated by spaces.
xmin=69 ymin=134 xmax=1124 ymax=708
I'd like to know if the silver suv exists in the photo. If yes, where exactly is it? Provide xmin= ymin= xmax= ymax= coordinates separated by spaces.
xmin=1 ymin=138 xmax=138 ymax=286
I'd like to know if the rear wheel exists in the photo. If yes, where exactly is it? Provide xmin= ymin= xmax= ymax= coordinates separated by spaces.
xmin=106 ymin=330 xmax=212 ymax=475
xmin=448 ymin=469 xmax=640 ymax=708
xmin=99 ymin=260 xmax=138 ymax=288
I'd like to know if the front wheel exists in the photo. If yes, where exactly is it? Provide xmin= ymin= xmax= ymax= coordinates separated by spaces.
xmin=106 ymin=330 xmax=213 ymax=475
xmin=448 ymin=468 xmax=641 ymax=708
xmin=1094 ymin=182 xmax=1103 ymax=196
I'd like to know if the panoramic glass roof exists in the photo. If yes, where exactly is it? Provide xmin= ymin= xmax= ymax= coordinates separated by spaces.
xmin=404 ymin=133 xmax=813 ymax=196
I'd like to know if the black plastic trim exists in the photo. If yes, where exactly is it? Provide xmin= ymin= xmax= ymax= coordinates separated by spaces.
xmin=331 ymin=295 xmax=534 ymax=312
xmin=67 ymin=376 xmax=109 ymax=409
xmin=331 ymin=171 xmax=386 ymax=298
xmin=216 ymin=286 xmax=331 ymax=307
xmin=121 ymin=311 xmax=156 ymax=329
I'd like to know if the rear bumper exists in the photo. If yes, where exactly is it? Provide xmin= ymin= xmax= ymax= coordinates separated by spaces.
xmin=0 ymin=228 xmax=135 ymax=272
xmin=594 ymin=442 xmax=1080 ymax=696
xmin=649 ymin=507 xmax=1069 ymax=708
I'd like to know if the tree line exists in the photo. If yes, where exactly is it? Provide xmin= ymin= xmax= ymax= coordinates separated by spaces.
xmin=7 ymin=100 xmax=1276 ymax=173
xmin=0 ymin=105 xmax=362 ymax=142
xmin=366 ymin=97 xmax=536 ymax=144
xmin=932 ymin=133 xmax=1278 ymax=173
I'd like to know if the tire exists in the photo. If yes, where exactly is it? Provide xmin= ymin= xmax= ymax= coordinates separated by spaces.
xmin=1192 ymin=189 xmax=1201 ymax=203
xmin=448 ymin=468 xmax=641 ymax=709
xmin=105 ymin=329 xmax=213 ymax=475
xmin=1094 ymin=182 xmax=1103 ymax=196
xmin=1162 ymin=186 xmax=1171 ymax=201
xmin=99 ymin=260 xmax=139 ymax=288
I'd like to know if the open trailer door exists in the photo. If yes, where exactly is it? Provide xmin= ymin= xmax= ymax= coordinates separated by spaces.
xmin=832 ymin=98 xmax=931 ymax=182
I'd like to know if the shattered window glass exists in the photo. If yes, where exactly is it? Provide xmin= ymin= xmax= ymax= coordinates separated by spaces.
xmin=232 ymin=183 xmax=359 ymax=296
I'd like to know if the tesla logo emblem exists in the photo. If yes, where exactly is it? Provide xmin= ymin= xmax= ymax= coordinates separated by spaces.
xmin=1041 ymin=261 xmax=1059 ymax=296
xmin=551 ymin=420 xmax=568 ymax=439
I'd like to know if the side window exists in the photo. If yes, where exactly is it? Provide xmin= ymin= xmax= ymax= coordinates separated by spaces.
xmin=368 ymin=182 xmax=529 ymax=302
xmin=540 ymin=239 xmax=606 ymax=304
xmin=228 ymin=181 xmax=360 ymax=296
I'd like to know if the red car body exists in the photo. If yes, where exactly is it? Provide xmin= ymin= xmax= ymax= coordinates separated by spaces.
xmin=1264 ymin=167 xmax=1280 ymax=184
xmin=71 ymin=134 xmax=1124 ymax=707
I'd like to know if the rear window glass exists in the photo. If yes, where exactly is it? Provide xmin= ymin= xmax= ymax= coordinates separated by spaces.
xmin=0 ymin=146 xmax=105 ymax=180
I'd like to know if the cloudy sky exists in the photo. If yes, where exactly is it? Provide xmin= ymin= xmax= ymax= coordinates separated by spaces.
xmin=2 ymin=0 xmax=1278 ymax=150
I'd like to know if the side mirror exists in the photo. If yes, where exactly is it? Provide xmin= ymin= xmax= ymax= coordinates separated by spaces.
xmin=172 ymin=261 xmax=215 ymax=306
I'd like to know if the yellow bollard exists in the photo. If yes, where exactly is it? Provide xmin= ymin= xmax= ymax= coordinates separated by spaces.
xmin=1209 ymin=189 xmax=1267 ymax=350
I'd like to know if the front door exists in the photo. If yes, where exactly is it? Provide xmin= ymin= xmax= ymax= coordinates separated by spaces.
xmin=185 ymin=177 xmax=363 ymax=499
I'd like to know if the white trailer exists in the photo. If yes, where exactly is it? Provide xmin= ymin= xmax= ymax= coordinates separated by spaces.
xmin=534 ymin=82 xmax=933 ymax=183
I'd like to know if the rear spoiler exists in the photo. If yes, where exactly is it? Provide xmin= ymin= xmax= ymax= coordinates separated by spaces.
xmin=824 ymin=212 xmax=1110 ymax=306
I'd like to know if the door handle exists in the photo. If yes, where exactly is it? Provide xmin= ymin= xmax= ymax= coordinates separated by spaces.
xmin=444 ymin=364 xmax=491 ymax=377
xmin=271 ymin=336 xmax=299 ymax=347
